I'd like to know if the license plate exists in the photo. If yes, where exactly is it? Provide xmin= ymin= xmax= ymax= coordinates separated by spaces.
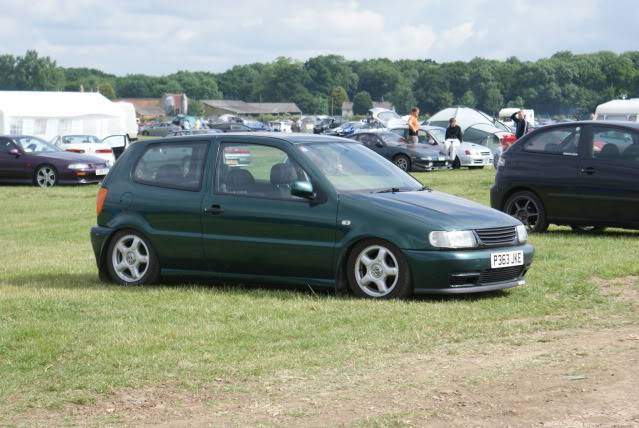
xmin=95 ymin=168 xmax=109 ymax=176
xmin=226 ymin=158 xmax=238 ymax=165
xmin=490 ymin=250 xmax=524 ymax=269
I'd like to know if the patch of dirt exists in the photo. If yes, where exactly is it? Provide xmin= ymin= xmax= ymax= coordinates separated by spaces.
xmin=16 ymin=325 xmax=639 ymax=427
xmin=594 ymin=276 xmax=639 ymax=302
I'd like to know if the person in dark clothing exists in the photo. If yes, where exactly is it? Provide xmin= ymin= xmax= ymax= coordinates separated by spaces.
xmin=511 ymin=110 xmax=528 ymax=139
xmin=445 ymin=118 xmax=463 ymax=141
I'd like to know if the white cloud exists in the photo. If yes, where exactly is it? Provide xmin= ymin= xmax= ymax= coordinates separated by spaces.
xmin=0 ymin=0 xmax=635 ymax=74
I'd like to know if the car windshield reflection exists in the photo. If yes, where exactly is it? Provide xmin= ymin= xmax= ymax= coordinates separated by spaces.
xmin=299 ymin=142 xmax=422 ymax=192
xmin=15 ymin=136 xmax=61 ymax=153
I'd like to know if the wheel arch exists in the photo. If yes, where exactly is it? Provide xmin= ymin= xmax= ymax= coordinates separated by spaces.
xmin=98 ymin=225 xmax=154 ymax=279
xmin=501 ymin=186 xmax=545 ymax=211
xmin=33 ymin=163 xmax=58 ymax=185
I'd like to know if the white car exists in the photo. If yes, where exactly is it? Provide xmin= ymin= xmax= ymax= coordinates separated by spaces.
xmin=51 ymin=135 xmax=116 ymax=167
xmin=368 ymin=108 xmax=406 ymax=128
xmin=269 ymin=121 xmax=293 ymax=133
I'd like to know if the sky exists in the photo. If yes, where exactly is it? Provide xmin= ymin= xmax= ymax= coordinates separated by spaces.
xmin=0 ymin=0 xmax=637 ymax=76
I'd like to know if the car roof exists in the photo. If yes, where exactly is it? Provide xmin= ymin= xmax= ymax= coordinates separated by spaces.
xmin=537 ymin=120 xmax=639 ymax=130
xmin=141 ymin=132 xmax=357 ymax=146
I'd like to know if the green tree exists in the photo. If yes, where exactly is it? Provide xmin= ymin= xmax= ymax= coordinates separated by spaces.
xmin=329 ymin=86 xmax=349 ymax=115
xmin=352 ymin=91 xmax=373 ymax=115
xmin=98 ymin=83 xmax=116 ymax=99
xmin=0 ymin=54 xmax=17 ymax=89
xmin=458 ymin=90 xmax=477 ymax=108
xmin=355 ymin=59 xmax=403 ymax=100
xmin=188 ymin=99 xmax=206 ymax=116
xmin=13 ymin=50 xmax=64 ymax=90
xmin=305 ymin=55 xmax=358 ymax=96
xmin=388 ymin=83 xmax=416 ymax=115
xmin=484 ymin=86 xmax=504 ymax=116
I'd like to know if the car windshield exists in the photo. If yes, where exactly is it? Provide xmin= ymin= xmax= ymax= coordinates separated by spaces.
xmin=427 ymin=128 xmax=445 ymax=142
xmin=15 ymin=136 xmax=61 ymax=153
xmin=62 ymin=135 xmax=100 ymax=144
xmin=298 ymin=142 xmax=422 ymax=192
xmin=380 ymin=133 xmax=406 ymax=144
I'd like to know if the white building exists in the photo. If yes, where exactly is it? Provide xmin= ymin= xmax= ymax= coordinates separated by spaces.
xmin=0 ymin=91 xmax=137 ymax=140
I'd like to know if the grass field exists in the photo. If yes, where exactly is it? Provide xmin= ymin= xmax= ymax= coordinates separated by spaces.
xmin=1 ymin=168 xmax=638 ymax=424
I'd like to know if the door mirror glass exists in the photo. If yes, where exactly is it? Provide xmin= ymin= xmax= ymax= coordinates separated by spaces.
xmin=290 ymin=181 xmax=315 ymax=199
xmin=9 ymin=148 xmax=20 ymax=156
xmin=375 ymin=141 xmax=384 ymax=148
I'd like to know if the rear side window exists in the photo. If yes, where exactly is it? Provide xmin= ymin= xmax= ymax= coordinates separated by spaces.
xmin=590 ymin=127 xmax=639 ymax=163
xmin=523 ymin=126 xmax=581 ymax=156
xmin=133 ymin=141 xmax=208 ymax=191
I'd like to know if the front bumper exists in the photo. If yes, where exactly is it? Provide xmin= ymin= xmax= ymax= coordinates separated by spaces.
xmin=405 ymin=244 xmax=534 ymax=294
xmin=459 ymin=154 xmax=493 ymax=167
xmin=412 ymin=158 xmax=451 ymax=172
xmin=59 ymin=169 xmax=108 ymax=184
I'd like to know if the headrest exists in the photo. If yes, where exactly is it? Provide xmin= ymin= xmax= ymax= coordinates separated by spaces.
xmin=270 ymin=163 xmax=297 ymax=186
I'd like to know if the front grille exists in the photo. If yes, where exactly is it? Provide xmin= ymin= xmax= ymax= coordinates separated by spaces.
xmin=475 ymin=226 xmax=517 ymax=246
xmin=480 ymin=266 xmax=525 ymax=284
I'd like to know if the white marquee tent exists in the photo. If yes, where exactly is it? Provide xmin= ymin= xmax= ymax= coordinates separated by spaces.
xmin=0 ymin=91 xmax=137 ymax=140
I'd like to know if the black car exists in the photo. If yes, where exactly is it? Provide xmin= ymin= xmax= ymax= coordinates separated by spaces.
xmin=313 ymin=117 xmax=346 ymax=134
xmin=208 ymin=123 xmax=255 ymax=133
xmin=350 ymin=132 xmax=450 ymax=172
xmin=491 ymin=121 xmax=639 ymax=233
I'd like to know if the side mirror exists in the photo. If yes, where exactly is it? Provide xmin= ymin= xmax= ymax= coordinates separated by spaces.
xmin=375 ymin=141 xmax=384 ymax=148
xmin=9 ymin=148 xmax=20 ymax=157
xmin=290 ymin=181 xmax=315 ymax=199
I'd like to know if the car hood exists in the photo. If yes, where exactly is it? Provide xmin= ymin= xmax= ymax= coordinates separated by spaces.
xmin=460 ymin=142 xmax=492 ymax=153
xmin=342 ymin=190 xmax=519 ymax=231
xmin=32 ymin=151 xmax=107 ymax=164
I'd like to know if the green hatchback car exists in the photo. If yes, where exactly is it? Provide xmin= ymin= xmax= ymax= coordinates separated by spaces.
xmin=90 ymin=133 xmax=534 ymax=299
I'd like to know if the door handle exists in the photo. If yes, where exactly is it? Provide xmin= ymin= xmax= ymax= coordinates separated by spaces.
xmin=580 ymin=167 xmax=595 ymax=175
xmin=204 ymin=204 xmax=224 ymax=215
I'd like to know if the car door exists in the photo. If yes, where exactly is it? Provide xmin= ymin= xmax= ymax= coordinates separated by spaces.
xmin=0 ymin=137 xmax=33 ymax=182
xmin=200 ymin=137 xmax=338 ymax=281
xmin=128 ymin=139 xmax=210 ymax=270
xmin=514 ymin=125 xmax=585 ymax=221
xmin=576 ymin=124 xmax=639 ymax=226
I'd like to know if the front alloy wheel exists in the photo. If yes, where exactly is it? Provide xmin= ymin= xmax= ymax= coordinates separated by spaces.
xmin=107 ymin=231 xmax=159 ymax=285
xmin=393 ymin=155 xmax=410 ymax=172
xmin=35 ymin=166 xmax=57 ymax=188
xmin=504 ymin=191 xmax=548 ymax=233
xmin=347 ymin=239 xmax=412 ymax=299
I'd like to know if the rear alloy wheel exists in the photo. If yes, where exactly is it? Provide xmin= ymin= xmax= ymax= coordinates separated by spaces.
xmin=35 ymin=165 xmax=57 ymax=188
xmin=393 ymin=155 xmax=411 ymax=172
xmin=571 ymin=225 xmax=606 ymax=233
xmin=504 ymin=191 xmax=548 ymax=233
xmin=107 ymin=231 xmax=159 ymax=285
xmin=347 ymin=239 xmax=412 ymax=299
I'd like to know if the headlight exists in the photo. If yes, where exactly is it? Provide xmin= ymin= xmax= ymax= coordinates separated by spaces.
xmin=421 ymin=156 xmax=433 ymax=161
xmin=497 ymin=156 xmax=506 ymax=168
xmin=429 ymin=230 xmax=478 ymax=249
xmin=516 ymin=224 xmax=528 ymax=244
xmin=68 ymin=163 xmax=90 ymax=170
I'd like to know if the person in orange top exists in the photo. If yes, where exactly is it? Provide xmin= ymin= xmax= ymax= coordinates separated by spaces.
xmin=408 ymin=107 xmax=420 ymax=145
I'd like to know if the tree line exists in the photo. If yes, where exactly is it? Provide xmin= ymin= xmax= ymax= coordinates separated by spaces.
xmin=1 ymin=50 xmax=638 ymax=117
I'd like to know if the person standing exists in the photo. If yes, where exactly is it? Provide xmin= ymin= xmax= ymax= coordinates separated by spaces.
xmin=408 ymin=107 xmax=420 ymax=144
xmin=510 ymin=110 xmax=528 ymax=139
xmin=445 ymin=118 xmax=463 ymax=141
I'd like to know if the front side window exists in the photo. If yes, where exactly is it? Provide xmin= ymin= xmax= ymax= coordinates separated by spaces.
xmin=216 ymin=143 xmax=310 ymax=200
xmin=0 ymin=138 xmax=17 ymax=153
xmin=299 ymin=142 xmax=422 ymax=192
xmin=590 ymin=127 xmax=639 ymax=163
xmin=133 ymin=141 xmax=208 ymax=191
xmin=523 ymin=126 xmax=581 ymax=156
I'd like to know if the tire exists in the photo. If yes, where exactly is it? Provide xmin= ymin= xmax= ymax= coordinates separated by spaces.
xmin=346 ymin=239 xmax=412 ymax=299
xmin=106 ymin=230 xmax=160 ymax=286
xmin=504 ymin=191 xmax=548 ymax=233
xmin=452 ymin=157 xmax=461 ymax=169
xmin=393 ymin=155 xmax=411 ymax=172
xmin=34 ymin=165 xmax=57 ymax=188
xmin=468 ymin=166 xmax=484 ymax=170
xmin=570 ymin=225 xmax=606 ymax=233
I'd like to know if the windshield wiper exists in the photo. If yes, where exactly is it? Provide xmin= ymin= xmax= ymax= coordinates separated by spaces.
xmin=375 ymin=185 xmax=431 ymax=194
